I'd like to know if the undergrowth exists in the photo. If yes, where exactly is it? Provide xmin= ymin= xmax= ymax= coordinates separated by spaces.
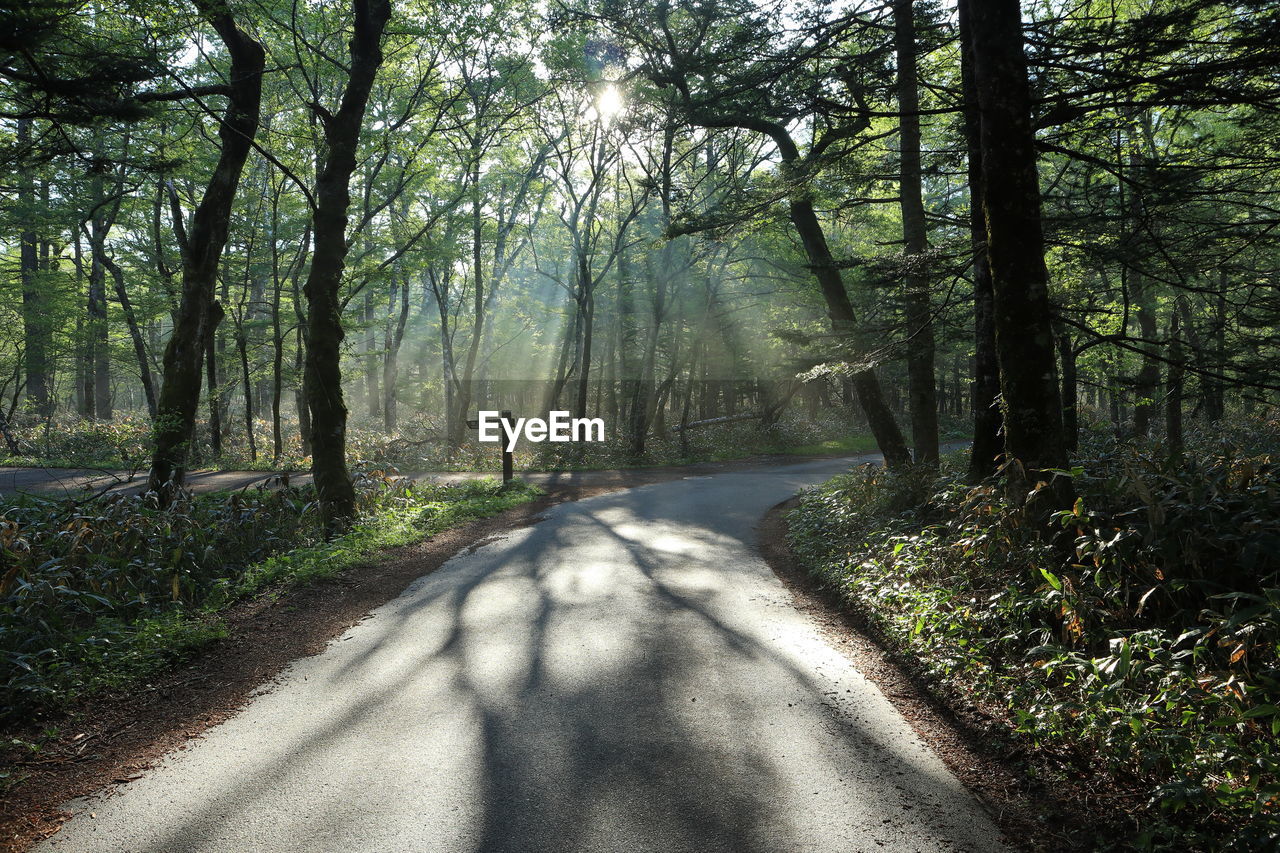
xmin=787 ymin=419 xmax=1280 ymax=851
xmin=0 ymin=473 xmax=540 ymax=725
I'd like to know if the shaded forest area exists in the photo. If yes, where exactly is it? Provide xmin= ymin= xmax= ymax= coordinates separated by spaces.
xmin=3 ymin=0 xmax=1280 ymax=847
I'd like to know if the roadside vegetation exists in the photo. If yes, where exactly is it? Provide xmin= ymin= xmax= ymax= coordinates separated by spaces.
xmin=788 ymin=417 xmax=1280 ymax=851
xmin=0 ymin=475 xmax=540 ymax=727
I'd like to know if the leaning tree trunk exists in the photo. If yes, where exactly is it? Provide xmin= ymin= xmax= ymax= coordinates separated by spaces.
xmin=789 ymin=196 xmax=912 ymax=468
xmin=958 ymin=0 xmax=1003 ymax=481
xmin=966 ymin=0 xmax=1071 ymax=509
xmin=101 ymin=253 xmax=158 ymax=417
xmin=303 ymin=0 xmax=392 ymax=534
xmin=679 ymin=108 xmax=912 ymax=464
xmin=148 ymin=7 xmax=264 ymax=496
xmin=894 ymin=0 xmax=939 ymax=466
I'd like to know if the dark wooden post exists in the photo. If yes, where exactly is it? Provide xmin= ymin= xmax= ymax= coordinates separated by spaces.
xmin=499 ymin=410 xmax=514 ymax=484
xmin=466 ymin=409 xmax=515 ymax=486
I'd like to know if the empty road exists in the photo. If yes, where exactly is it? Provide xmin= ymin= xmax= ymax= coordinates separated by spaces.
xmin=39 ymin=456 xmax=1006 ymax=852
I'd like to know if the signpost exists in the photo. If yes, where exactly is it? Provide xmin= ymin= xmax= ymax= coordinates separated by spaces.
xmin=465 ymin=409 xmax=515 ymax=485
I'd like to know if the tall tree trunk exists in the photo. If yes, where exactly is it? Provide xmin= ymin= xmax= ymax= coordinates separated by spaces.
xmin=205 ymin=325 xmax=222 ymax=458
xmin=574 ymin=255 xmax=596 ymax=422
xmin=87 ymin=171 xmax=114 ymax=421
xmin=295 ymin=330 xmax=311 ymax=456
xmin=268 ymin=206 xmax=286 ymax=462
xmin=894 ymin=0 xmax=939 ymax=465
xmin=450 ymin=156 xmax=485 ymax=445
xmin=1131 ymin=272 xmax=1160 ymax=438
xmin=17 ymin=120 xmax=51 ymax=418
xmin=290 ymin=229 xmax=312 ymax=457
xmin=958 ymin=0 xmax=1002 ymax=481
xmin=303 ymin=0 xmax=392 ymax=533
xmin=965 ymin=0 xmax=1070 ymax=507
xmin=545 ymin=308 xmax=579 ymax=414
xmin=617 ymin=236 xmax=636 ymax=441
xmin=74 ymin=234 xmax=92 ymax=418
xmin=364 ymin=290 xmax=380 ymax=421
xmin=383 ymin=272 xmax=410 ymax=431
xmin=88 ymin=253 xmax=112 ymax=419
xmin=428 ymin=267 xmax=458 ymax=442
xmin=1206 ymin=286 xmax=1226 ymax=421
xmin=1127 ymin=113 xmax=1162 ymax=439
xmin=1167 ymin=308 xmax=1182 ymax=455
xmin=237 ymin=324 xmax=256 ymax=462
xmin=1166 ymin=309 xmax=1184 ymax=456
xmin=627 ymin=130 xmax=675 ymax=457
xmin=271 ymin=288 xmax=284 ymax=462
xmin=148 ymin=7 xmax=264 ymax=495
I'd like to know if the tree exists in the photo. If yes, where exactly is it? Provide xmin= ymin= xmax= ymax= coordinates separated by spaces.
xmin=957 ymin=0 xmax=1001 ymax=482
xmin=302 ymin=0 xmax=393 ymax=533
xmin=601 ymin=0 xmax=914 ymax=467
xmin=147 ymin=3 xmax=265 ymax=495
xmin=965 ymin=0 xmax=1069 ymax=505
xmin=892 ymin=0 xmax=938 ymax=466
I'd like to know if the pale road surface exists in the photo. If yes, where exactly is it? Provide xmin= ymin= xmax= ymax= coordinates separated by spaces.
xmin=39 ymin=456 xmax=1008 ymax=853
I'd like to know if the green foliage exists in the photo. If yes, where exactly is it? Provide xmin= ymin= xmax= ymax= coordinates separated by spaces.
xmin=4 ymin=415 xmax=152 ymax=469
xmin=0 ymin=474 xmax=540 ymax=722
xmin=788 ymin=426 xmax=1280 ymax=850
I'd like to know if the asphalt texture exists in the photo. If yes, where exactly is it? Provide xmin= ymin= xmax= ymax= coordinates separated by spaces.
xmin=38 ymin=456 xmax=1007 ymax=853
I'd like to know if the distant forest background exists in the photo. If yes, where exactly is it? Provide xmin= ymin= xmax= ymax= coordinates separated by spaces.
xmin=2 ymin=0 xmax=1278 ymax=505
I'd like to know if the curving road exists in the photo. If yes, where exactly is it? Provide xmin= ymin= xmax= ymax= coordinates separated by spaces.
xmin=39 ymin=456 xmax=1007 ymax=853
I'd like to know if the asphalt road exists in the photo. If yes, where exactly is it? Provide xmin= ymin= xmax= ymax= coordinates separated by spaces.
xmin=39 ymin=456 xmax=1007 ymax=853
xmin=0 ymin=467 xmax=292 ymax=497
xmin=0 ymin=458 xmax=821 ymax=498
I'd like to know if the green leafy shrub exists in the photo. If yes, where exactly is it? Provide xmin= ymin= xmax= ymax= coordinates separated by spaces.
xmin=788 ymin=429 xmax=1280 ymax=850
xmin=0 ymin=474 xmax=539 ymax=721
xmin=4 ymin=415 xmax=152 ymax=469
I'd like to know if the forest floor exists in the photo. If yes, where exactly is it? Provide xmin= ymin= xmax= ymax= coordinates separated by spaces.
xmin=2 ymin=451 xmax=1012 ymax=853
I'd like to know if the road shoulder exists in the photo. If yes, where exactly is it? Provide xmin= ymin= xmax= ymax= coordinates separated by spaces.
xmin=757 ymin=497 xmax=1095 ymax=853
